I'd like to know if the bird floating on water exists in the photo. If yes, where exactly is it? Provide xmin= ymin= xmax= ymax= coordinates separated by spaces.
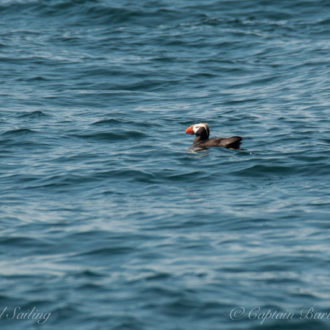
xmin=185 ymin=123 xmax=242 ymax=150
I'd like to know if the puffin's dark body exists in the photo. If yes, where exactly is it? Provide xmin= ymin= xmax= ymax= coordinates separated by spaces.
xmin=186 ymin=123 xmax=242 ymax=150
xmin=193 ymin=135 xmax=242 ymax=149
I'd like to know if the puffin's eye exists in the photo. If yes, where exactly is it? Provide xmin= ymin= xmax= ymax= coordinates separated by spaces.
xmin=193 ymin=125 xmax=200 ymax=133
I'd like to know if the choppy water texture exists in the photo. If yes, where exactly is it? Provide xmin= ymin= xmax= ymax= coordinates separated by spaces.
xmin=1 ymin=0 xmax=330 ymax=329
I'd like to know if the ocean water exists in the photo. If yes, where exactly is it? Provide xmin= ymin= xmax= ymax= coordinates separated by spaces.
xmin=0 ymin=0 xmax=330 ymax=329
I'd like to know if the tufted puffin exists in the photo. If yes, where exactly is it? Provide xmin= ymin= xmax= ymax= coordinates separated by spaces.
xmin=185 ymin=123 xmax=242 ymax=150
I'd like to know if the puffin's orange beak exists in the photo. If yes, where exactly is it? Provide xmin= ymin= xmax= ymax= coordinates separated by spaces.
xmin=185 ymin=126 xmax=194 ymax=135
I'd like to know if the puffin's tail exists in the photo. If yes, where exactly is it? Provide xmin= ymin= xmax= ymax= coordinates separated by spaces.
xmin=222 ymin=136 xmax=242 ymax=149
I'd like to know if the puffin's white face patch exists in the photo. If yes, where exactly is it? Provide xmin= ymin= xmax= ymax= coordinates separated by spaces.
xmin=192 ymin=123 xmax=208 ymax=134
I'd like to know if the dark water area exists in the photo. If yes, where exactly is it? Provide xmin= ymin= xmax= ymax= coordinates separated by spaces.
xmin=0 ymin=0 xmax=330 ymax=329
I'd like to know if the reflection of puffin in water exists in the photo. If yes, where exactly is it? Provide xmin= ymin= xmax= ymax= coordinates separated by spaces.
xmin=185 ymin=123 xmax=242 ymax=150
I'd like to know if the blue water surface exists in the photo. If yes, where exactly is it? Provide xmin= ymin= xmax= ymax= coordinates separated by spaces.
xmin=0 ymin=0 xmax=330 ymax=329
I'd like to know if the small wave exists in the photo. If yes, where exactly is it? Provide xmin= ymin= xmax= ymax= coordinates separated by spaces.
xmin=26 ymin=173 xmax=98 ymax=190
xmin=96 ymin=168 xmax=156 ymax=183
xmin=233 ymin=164 xmax=297 ymax=176
xmin=230 ymin=75 xmax=278 ymax=89
xmin=0 ymin=235 xmax=49 ymax=250
xmin=145 ymin=272 xmax=172 ymax=282
xmin=91 ymin=118 xmax=124 ymax=126
xmin=24 ymin=76 xmax=50 ymax=82
xmin=1 ymin=128 xmax=37 ymax=136
xmin=92 ymin=118 xmax=162 ymax=128
xmin=165 ymin=170 xmax=207 ymax=181
xmin=76 ymin=246 xmax=134 ymax=257
xmin=74 ymin=130 xmax=147 ymax=141
xmin=0 ymin=1 xmax=38 ymax=13
xmin=27 ymin=168 xmax=157 ymax=190
xmin=112 ymin=79 xmax=177 ymax=92
xmin=75 ymin=269 xmax=105 ymax=278
xmin=19 ymin=110 xmax=48 ymax=118
xmin=0 ymin=139 xmax=46 ymax=149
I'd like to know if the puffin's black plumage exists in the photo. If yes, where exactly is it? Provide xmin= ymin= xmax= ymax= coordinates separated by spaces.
xmin=185 ymin=123 xmax=242 ymax=150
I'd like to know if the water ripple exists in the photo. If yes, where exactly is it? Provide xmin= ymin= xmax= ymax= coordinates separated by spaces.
xmin=1 ymin=1 xmax=330 ymax=329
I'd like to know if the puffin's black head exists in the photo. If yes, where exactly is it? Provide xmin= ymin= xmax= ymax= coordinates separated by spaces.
xmin=185 ymin=123 xmax=210 ymax=139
